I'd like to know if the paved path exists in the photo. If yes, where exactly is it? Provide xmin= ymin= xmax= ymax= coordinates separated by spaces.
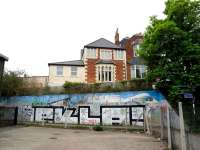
xmin=0 ymin=126 xmax=166 ymax=150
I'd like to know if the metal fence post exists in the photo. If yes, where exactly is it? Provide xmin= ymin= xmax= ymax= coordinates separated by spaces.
xmin=167 ymin=104 xmax=172 ymax=150
xmin=179 ymin=102 xmax=187 ymax=150
xmin=14 ymin=107 xmax=18 ymax=125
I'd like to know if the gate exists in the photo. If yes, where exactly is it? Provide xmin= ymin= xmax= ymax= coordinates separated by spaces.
xmin=0 ymin=106 xmax=18 ymax=126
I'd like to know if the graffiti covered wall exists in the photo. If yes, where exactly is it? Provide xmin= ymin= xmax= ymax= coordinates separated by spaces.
xmin=0 ymin=91 xmax=165 ymax=126
xmin=27 ymin=105 xmax=145 ymax=126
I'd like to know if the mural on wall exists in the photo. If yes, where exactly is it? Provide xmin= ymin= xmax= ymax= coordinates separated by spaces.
xmin=0 ymin=91 xmax=165 ymax=126
xmin=0 ymin=91 xmax=165 ymax=107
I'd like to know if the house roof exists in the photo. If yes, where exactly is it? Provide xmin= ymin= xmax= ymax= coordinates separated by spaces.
xmin=96 ymin=60 xmax=115 ymax=65
xmin=119 ymin=37 xmax=129 ymax=48
xmin=129 ymin=57 xmax=145 ymax=65
xmin=48 ymin=60 xmax=84 ymax=66
xmin=84 ymin=38 xmax=125 ymax=50
xmin=0 ymin=53 xmax=8 ymax=61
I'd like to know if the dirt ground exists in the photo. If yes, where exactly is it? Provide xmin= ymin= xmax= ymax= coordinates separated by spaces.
xmin=0 ymin=126 xmax=166 ymax=150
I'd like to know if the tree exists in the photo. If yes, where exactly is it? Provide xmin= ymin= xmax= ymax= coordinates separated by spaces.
xmin=0 ymin=70 xmax=42 ymax=96
xmin=140 ymin=0 xmax=200 ymax=88
xmin=1 ymin=71 xmax=25 ymax=96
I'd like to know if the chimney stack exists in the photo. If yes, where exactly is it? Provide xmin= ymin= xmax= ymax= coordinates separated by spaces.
xmin=115 ymin=28 xmax=119 ymax=45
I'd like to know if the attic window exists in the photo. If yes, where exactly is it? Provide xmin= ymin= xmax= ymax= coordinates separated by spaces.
xmin=114 ymin=50 xmax=124 ymax=60
xmin=100 ymin=49 xmax=112 ymax=59
xmin=87 ymin=48 xmax=97 ymax=58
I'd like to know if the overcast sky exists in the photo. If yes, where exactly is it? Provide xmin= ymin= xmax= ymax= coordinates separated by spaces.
xmin=0 ymin=0 xmax=166 ymax=76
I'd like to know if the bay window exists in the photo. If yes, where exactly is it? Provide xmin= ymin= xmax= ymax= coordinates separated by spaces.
xmin=96 ymin=64 xmax=115 ymax=82
xmin=131 ymin=65 xmax=147 ymax=79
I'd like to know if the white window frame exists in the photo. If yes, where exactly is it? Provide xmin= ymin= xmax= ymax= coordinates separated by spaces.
xmin=133 ymin=44 xmax=140 ymax=57
xmin=56 ymin=66 xmax=63 ymax=76
xmin=114 ymin=50 xmax=124 ymax=60
xmin=100 ymin=49 xmax=112 ymax=60
xmin=96 ymin=64 xmax=115 ymax=82
xmin=131 ymin=65 xmax=147 ymax=79
xmin=71 ymin=66 xmax=77 ymax=77
xmin=87 ymin=48 xmax=97 ymax=59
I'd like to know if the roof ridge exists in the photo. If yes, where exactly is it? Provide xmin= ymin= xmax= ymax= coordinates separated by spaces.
xmin=84 ymin=38 xmax=105 ymax=47
xmin=49 ymin=59 xmax=82 ymax=63
xmin=101 ymin=37 xmax=117 ymax=45
xmin=84 ymin=38 xmax=125 ymax=50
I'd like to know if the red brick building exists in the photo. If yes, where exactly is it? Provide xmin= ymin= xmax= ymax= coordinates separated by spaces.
xmin=119 ymin=32 xmax=147 ymax=80
xmin=82 ymin=37 xmax=127 ymax=83
xmin=48 ymin=30 xmax=146 ymax=86
xmin=48 ymin=35 xmax=126 ymax=86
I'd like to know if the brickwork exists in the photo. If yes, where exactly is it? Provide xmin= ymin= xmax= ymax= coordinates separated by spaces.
xmin=127 ymin=63 xmax=131 ymax=80
xmin=85 ymin=49 xmax=126 ymax=83
xmin=124 ymin=33 xmax=143 ymax=62
xmin=86 ymin=59 xmax=98 ymax=83
xmin=121 ymin=33 xmax=143 ymax=80
xmin=114 ymin=60 xmax=125 ymax=81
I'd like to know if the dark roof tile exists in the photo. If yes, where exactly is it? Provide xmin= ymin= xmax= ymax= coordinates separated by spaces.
xmin=48 ymin=60 xmax=84 ymax=66
xmin=85 ymin=38 xmax=125 ymax=50
xmin=0 ymin=53 xmax=8 ymax=61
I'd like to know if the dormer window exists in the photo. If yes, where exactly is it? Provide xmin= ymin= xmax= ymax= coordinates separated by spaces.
xmin=100 ymin=49 xmax=112 ymax=59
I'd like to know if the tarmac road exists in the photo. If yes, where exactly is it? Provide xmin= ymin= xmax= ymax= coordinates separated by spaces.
xmin=0 ymin=126 xmax=166 ymax=150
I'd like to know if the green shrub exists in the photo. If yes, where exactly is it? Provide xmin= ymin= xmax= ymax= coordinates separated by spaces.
xmin=62 ymin=80 xmax=151 ymax=94
xmin=92 ymin=125 xmax=103 ymax=131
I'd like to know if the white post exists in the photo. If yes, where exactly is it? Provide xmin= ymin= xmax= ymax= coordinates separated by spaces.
xmin=179 ymin=102 xmax=187 ymax=150
xmin=160 ymin=107 xmax=164 ymax=140
xmin=145 ymin=109 xmax=150 ymax=135
xmin=167 ymin=104 xmax=172 ymax=150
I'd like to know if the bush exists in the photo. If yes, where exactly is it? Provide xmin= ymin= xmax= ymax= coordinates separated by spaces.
xmin=62 ymin=80 xmax=151 ymax=94
xmin=1 ymin=76 xmax=152 ymax=96
xmin=92 ymin=125 xmax=103 ymax=131
xmin=1 ymin=71 xmax=25 ymax=96
xmin=0 ymin=70 xmax=50 ymax=96
xmin=63 ymin=81 xmax=86 ymax=93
